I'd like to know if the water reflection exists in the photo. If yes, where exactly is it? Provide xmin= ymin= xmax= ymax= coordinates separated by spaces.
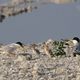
xmin=0 ymin=0 xmax=80 ymax=22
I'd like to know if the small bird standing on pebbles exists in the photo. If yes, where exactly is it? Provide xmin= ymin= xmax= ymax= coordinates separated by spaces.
xmin=16 ymin=42 xmax=24 ymax=48
xmin=15 ymin=41 xmax=28 ymax=54
xmin=72 ymin=37 xmax=80 ymax=56
xmin=65 ymin=37 xmax=80 ymax=57
xmin=66 ymin=37 xmax=79 ymax=47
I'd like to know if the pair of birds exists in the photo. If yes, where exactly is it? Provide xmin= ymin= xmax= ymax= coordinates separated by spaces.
xmin=15 ymin=37 xmax=80 ymax=57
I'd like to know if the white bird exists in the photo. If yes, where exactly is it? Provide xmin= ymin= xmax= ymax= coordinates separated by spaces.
xmin=66 ymin=37 xmax=80 ymax=57
xmin=65 ymin=37 xmax=79 ymax=47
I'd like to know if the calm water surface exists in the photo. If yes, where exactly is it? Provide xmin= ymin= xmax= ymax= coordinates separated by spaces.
xmin=0 ymin=0 xmax=80 ymax=44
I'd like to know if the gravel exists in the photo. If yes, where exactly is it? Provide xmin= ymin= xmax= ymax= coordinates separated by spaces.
xmin=0 ymin=40 xmax=80 ymax=80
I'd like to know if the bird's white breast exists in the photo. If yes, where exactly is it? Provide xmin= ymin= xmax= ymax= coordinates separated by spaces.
xmin=72 ymin=40 xmax=79 ymax=46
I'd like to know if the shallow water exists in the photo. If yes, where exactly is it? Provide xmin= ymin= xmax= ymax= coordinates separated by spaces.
xmin=0 ymin=0 xmax=80 ymax=44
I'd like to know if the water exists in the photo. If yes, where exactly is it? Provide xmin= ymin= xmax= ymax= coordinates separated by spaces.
xmin=0 ymin=0 xmax=80 ymax=44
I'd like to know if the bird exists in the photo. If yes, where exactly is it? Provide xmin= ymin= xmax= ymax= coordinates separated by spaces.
xmin=72 ymin=37 xmax=80 ymax=46
xmin=65 ymin=37 xmax=79 ymax=47
xmin=65 ymin=37 xmax=80 ymax=57
xmin=16 ymin=42 xmax=24 ymax=47
xmin=72 ymin=37 xmax=80 ymax=56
